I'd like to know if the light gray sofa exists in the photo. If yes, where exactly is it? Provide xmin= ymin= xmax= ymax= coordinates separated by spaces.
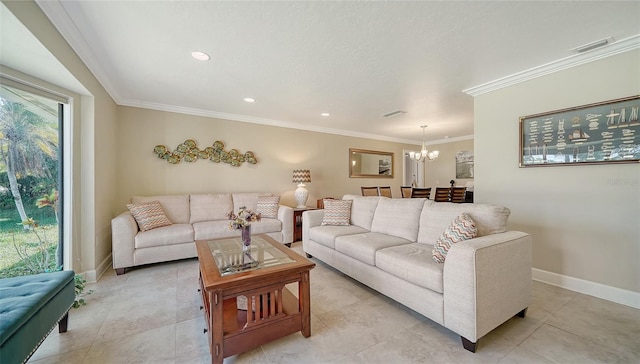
xmin=112 ymin=193 xmax=293 ymax=275
xmin=302 ymin=195 xmax=532 ymax=352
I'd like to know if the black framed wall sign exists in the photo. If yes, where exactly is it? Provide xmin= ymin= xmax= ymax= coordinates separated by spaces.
xmin=519 ymin=95 xmax=640 ymax=167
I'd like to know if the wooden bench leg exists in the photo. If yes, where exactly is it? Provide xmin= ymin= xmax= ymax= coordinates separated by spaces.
xmin=58 ymin=312 xmax=69 ymax=333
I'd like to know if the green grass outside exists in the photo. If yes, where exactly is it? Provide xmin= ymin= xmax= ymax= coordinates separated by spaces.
xmin=0 ymin=204 xmax=57 ymax=230
xmin=0 ymin=205 xmax=59 ymax=278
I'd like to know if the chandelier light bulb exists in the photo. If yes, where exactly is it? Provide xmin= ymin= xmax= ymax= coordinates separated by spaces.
xmin=412 ymin=125 xmax=439 ymax=162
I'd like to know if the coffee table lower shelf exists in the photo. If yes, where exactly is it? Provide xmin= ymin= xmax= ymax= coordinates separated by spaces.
xmin=199 ymin=279 xmax=305 ymax=361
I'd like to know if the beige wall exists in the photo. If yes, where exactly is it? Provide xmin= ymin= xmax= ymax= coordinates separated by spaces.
xmin=475 ymin=49 xmax=640 ymax=294
xmin=115 ymin=106 xmax=418 ymax=211
xmin=423 ymin=138 xmax=474 ymax=190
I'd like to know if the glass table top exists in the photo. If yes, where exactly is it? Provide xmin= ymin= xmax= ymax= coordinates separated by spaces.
xmin=206 ymin=235 xmax=295 ymax=276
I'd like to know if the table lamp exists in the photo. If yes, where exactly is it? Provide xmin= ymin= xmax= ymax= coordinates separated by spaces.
xmin=292 ymin=169 xmax=311 ymax=208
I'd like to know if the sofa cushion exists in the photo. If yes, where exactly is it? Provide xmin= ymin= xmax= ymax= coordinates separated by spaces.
xmin=193 ymin=220 xmax=236 ymax=240
xmin=256 ymin=196 xmax=280 ymax=218
xmin=370 ymin=198 xmax=425 ymax=242
xmin=376 ymin=243 xmax=444 ymax=293
xmin=190 ymin=193 xmax=233 ymax=223
xmin=417 ymin=203 xmax=509 ymax=244
xmin=135 ymin=223 xmax=194 ymax=248
xmin=322 ymin=199 xmax=352 ymax=226
xmin=132 ymin=195 xmax=190 ymax=224
xmin=193 ymin=218 xmax=282 ymax=241
xmin=232 ymin=193 xmax=264 ymax=212
xmin=308 ymin=225 xmax=369 ymax=249
xmin=432 ymin=213 xmax=477 ymax=263
xmin=343 ymin=195 xmax=380 ymax=230
xmin=127 ymin=200 xmax=172 ymax=231
xmin=335 ymin=232 xmax=411 ymax=266
xmin=249 ymin=218 xmax=282 ymax=235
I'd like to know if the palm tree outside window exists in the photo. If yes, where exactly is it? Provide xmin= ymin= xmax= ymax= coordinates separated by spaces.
xmin=0 ymin=82 xmax=63 ymax=278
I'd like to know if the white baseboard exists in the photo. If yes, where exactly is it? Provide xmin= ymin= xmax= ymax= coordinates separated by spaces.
xmin=532 ymin=268 xmax=640 ymax=309
xmin=78 ymin=253 xmax=112 ymax=284
xmin=95 ymin=253 xmax=113 ymax=282
xmin=83 ymin=270 xmax=96 ymax=283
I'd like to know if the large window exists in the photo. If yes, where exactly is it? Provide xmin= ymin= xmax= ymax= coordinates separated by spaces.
xmin=0 ymin=81 xmax=64 ymax=278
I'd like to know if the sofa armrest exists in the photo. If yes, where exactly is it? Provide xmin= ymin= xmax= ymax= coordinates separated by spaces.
xmin=443 ymin=231 xmax=532 ymax=343
xmin=301 ymin=209 xmax=325 ymax=245
xmin=278 ymin=205 xmax=294 ymax=244
xmin=111 ymin=211 xmax=139 ymax=270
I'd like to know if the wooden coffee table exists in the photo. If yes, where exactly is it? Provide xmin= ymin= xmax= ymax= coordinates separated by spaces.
xmin=196 ymin=234 xmax=315 ymax=364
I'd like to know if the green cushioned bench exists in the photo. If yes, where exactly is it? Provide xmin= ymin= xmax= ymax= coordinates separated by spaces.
xmin=0 ymin=271 xmax=75 ymax=364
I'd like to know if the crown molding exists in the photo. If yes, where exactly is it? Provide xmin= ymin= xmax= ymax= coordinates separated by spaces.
xmin=119 ymin=98 xmax=435 ymax=145
xmin=463 ymin=34 xmax=640 ymax=97
xmin=36 ymin=0 xmax=123 ymax=102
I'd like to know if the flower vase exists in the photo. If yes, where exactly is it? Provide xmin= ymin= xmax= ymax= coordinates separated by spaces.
xmin=241 ymin=225 xmax=251 ymax=252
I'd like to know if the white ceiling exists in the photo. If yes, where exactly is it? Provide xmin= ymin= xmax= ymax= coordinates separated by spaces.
xmin=4 ymin=1 xmax=640 ymax=144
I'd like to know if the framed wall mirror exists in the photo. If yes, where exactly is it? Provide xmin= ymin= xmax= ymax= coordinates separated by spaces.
xmin=349 ymin=148 xmax=394 ymax=178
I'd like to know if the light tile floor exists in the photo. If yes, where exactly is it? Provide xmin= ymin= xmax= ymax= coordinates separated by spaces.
xmin=29 ymin=243 xmax=640 ymax=363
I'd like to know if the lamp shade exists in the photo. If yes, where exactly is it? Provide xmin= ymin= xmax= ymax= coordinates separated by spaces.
xmin=292 ymin=169 xmax=311 ymax=184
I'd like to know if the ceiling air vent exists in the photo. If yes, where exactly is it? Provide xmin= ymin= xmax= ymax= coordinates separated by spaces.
xmin=571 ymin=37 xmax=613 ymax=53
xmin=382 ymin=110 xmax=406 ymax=118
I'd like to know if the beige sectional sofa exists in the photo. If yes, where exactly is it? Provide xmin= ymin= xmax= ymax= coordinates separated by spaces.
xmin=302 ymin=195 xmax=532 ymax=352
xmin=112 ymin=193 xmax=293 ymax=275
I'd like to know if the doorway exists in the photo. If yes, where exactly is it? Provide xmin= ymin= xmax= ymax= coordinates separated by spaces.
xmin=403 ymin=150 xmax=425 ymax=187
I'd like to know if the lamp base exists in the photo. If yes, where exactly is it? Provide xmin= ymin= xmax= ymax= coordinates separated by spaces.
xmin=294 ymin=184 xmax=309 ymax=208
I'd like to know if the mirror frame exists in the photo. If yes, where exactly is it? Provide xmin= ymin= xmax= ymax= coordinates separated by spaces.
xmin=349 ymin=148 xmax=394 ymax=178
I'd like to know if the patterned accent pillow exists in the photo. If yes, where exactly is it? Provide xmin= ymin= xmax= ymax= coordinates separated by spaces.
xmin=256 ymin=196 xmax=280 ymax=219
xmin=127 ymin=200 xmax=172 ymax=232
xmin=321 ymin=199 xmax=352 ymax=226
xmin=432 ymin=213 xmax=477 ymax=263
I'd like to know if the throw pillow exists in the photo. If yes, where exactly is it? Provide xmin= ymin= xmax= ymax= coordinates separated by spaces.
xmin=127 ymin=200 xmax=172 ymax=232
xmin=321 ymin=199 xmax=352 ymax=226
xmin=432 ymin=213 xmax=477 ymax=263
xmin=256 ymin=196 xmax=280 ymax=218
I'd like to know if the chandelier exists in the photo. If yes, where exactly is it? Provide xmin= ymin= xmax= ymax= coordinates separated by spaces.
xmin=409 ymin=125 xmax=439 ymax=161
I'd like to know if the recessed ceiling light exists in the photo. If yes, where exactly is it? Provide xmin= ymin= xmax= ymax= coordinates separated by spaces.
xmin=244 ymin=98 xmax=256 ymax=103
xmin=320 ymin=113 xmax=330 ymax=117
xmin=191 ymin=51 xmax=210 ymax=61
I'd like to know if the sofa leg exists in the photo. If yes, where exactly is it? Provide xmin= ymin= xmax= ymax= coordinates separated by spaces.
xmin=461 ymin=336 xmax=477 ymax=353
xmin=58 ymin=312 xmax=69 ymax=333
xmin=285 ymin=243 xmax=292 ymax=248
xmin=305 ymin=253 xmax=313 ymax=259
xmin=115 ymin=268 xmax=125 ymax=275
xmin=516 ymin=307 xmax=528 ymax=318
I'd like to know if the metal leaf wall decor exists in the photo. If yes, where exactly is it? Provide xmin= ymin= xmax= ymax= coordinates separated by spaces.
xmin=153 ymin=139 xmax=257 ymax=166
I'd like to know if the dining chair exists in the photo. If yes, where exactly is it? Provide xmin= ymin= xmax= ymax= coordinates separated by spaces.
xmin=450 ymin=187 xmax=467 ymax=203
xmin=433 ymin=187 xmax=451 ymax=202
xmin=361 ymin=186 xmax=379 ymax=196
xmin=410 ymin=187 xmax=431 ymax=199
xmin=400 ymin=186 xmax=413 ymax=198
xmin=378 ymin=186 xmax=392 ymax=198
